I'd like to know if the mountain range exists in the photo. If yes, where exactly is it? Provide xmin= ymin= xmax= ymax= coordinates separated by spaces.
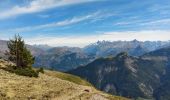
xmin=84 ymin=40 xmax=170 ymax=57
xmin=1 ymin=40 xmax=170 ymax=72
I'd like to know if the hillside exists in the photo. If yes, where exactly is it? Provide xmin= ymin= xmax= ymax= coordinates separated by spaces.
xmin=0 ymin=59 xmax=128 ymax=100
xmin=69 ymin=49 xmax=170 ymax=99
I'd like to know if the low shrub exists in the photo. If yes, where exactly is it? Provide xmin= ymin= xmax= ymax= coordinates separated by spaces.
xmin=14 ymin=68 xmax=39 ymax=77
xmin=37 ymin=67 xmax=44 ymax=74
xmin=6 ymin=66 xmax=39 ymax=77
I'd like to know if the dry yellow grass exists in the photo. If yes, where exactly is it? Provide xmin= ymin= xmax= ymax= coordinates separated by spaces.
xmin=0 ymin=59 xmax=129 ymax=100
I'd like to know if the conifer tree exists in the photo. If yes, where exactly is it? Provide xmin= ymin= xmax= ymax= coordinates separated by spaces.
xmin=6 ymin=35 xmax=34 ymax=68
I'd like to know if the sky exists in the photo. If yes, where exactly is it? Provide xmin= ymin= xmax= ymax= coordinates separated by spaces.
xmin=0 ymin=0 xmax=170 ymax=47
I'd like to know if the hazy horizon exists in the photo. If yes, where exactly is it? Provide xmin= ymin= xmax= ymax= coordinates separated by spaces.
xmin=1 ymin=38 xmax=170 ymax=48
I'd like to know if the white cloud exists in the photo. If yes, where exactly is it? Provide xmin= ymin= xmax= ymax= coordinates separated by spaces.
xmin=8 ymin=11 xmax=101 ymax=32
xmin=0 ymin=0 xmax=96 ymax=19
xmin=25 ymin=30 xmax=170 ymax=47
xmin=42 ymin=11 xmax=99 ymax=26
xmin=140 ymin=18 xmax=170 ymax=25
xmin=112 ymin=18 xmax=170 ymax=27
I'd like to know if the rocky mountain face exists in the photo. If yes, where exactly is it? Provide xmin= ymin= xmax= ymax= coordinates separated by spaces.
xmin=143 ymin=47 xmax=170 ymax=100
xmin=69 ymin=47 xmax=170 ymax=100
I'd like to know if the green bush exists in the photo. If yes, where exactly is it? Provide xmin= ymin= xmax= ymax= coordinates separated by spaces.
xmin=14 ymin=68 xmax=39 ymax=77
xmin=5 ymin=66 xmax=39 ymax=77
xmin=37 ymin=67 xmax=44 ymax=74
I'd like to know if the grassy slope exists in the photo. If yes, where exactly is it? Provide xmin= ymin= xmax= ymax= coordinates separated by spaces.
xmin=45 ymin=70 xmax=92 ymax=86
xmin=0 ymin=59 xmax=129 ymax=100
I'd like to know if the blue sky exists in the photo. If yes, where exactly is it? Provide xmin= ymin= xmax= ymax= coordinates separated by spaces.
xmin=0 ymin=0 xmax=170 ymax=47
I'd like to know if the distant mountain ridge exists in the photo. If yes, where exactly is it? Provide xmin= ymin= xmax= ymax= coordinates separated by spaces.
xmin=84 ymin=40 xmax=170 ymax=57
xmin=32 ymin=44 xmax=52 ymax=51
xmin=34 ymin=50 xmax=95 ymax=71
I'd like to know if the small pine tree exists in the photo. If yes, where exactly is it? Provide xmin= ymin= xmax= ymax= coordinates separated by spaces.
xmin=6 ymin=35 xmax=34 ymax=68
